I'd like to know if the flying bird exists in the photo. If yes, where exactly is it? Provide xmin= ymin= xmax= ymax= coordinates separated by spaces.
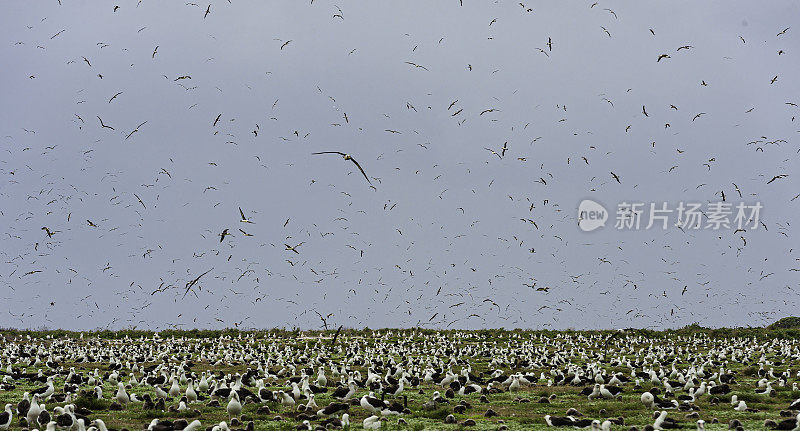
xmin=484 ymin=148 xmax=502 ymax=159
xmin=184 ymin=268 xmax=213 ymax=297
xmin=284 ymin=242 xmax=305 ymax=254
xmin=239 ymin=207 xmax=254 ymax=223
xmin=312 ymin=151 xmax=372 ymax=185
xmin=125 ymin=121 xmax=147 ymax=140
xmin=405 ymin=61 xmax=428 ymax=71
xmin=732 ymin=183 xmax=742 ymax=197
xmin=767 ymin=174 xmax=787 ymax=184
xmin=97 ymin=116 xmax=114 ymax=130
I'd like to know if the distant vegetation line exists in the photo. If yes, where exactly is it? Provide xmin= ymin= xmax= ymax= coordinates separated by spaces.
xmin=1 ymin=317 xmax=799 ymax=339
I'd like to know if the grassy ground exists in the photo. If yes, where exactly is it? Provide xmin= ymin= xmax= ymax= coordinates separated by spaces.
xmin=1 ymin=329 xmax=798 ymax=430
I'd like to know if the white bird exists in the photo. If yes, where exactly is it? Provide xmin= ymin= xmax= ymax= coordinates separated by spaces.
xmin=756 ymin=381 xmax=774 ymax=395
xmin=305 ymin=394 xmax=318 ymax=411
xmin=588 ymin=383 xmax=602 ymax=400
xmin=360 ymin=393 xmax=385 ymax=414
xmin=114 ymin=383 xmax=129 ymax=406
xmin=389 ymin=378 xmax=405 ymax=397
xmin=696 ymin=419 xmax=705 ymax=431
xmin=509 ymin=376 xmax=521 ymax=391
xmin=694 ymin=382 xmax=706 ymax=398
xmin=316 ymin=367 xmax=327 ymax=387
xmin=341 ymin=413 xmax=349 ymax=427
xmin=363 ymin=415 xmax=382 ymax=430
xmin=42 ymin=378 xmax=55 ymax=400
xmin=333 ymin=381 xmax=357 ymax=400
xmin=184 ymin=420 xmax=202 ymax=431
xmin=0 ymin=404 xmax=12 ymax=431
xmin=93 ymin=419 xmax=109 ymax=431
xmin=169 ymin=378 xmax=181 ymax=398
xmin=186 ymin=380 xmax=197 ymax=403
xmin=278 ymin=391 xmax=295 ymax=407
xmin=27 ymin=394 xmax=41 ymax=426
xmin=733 ymin=400 xmax=748 ymax=411
xmin=154 ymin=386 xmax=168 ymax=399
xmin=226 ymin=392 xmax=241 ymax=418
xmin=599 ymin=385 xmax=617 ymax=399
xmin=198 ymin=375 xmax=210 ymax=393
xmin=291 ymin=382 xmax=302 ymax=400
xmin=147 ymin=419 xmax=160 ymax=431
xmin=653 ymin=411 xmax=669 ymax=430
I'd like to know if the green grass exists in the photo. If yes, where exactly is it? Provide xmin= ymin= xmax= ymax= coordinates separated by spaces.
xmin=1 ymin=327 xmax=799 ymax=430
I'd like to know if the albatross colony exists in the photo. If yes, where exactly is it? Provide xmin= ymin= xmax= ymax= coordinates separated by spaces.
xmin=1 ymin=329 xmax=800 ymax=430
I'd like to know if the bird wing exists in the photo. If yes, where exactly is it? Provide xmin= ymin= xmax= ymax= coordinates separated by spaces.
xmin=312 ymin=151 xmax=346 ymax=156
xmin=348 ymin=157 xmax=371 ymax=184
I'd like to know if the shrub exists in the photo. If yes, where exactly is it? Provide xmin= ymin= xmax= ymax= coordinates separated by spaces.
xmin=769 ymin=317 xmax=800 ymax=329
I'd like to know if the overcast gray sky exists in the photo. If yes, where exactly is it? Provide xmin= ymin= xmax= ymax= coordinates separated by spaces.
xmin=1 ymin=1 xmax=798 ymax=331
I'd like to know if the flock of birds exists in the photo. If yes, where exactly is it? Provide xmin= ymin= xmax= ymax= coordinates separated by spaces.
xmin=1 ymin=331 xmax=800 ymax=430
xmin=1 ymin=0 xmax=798 ymax=330
xmin=3 ymin=1 xmax=800 ymax=428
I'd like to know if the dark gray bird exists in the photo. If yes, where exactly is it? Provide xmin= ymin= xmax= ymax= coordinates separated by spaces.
xmin=97 ymin=116 xmax=114 ymax=130
xmin=312 ymin=151 xmax=371 ymax=184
